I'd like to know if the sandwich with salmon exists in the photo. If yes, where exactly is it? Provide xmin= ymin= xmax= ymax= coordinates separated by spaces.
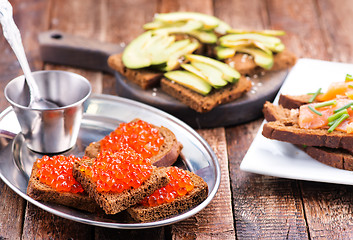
xmin=262 ymin=74 xmax=353 ymax=170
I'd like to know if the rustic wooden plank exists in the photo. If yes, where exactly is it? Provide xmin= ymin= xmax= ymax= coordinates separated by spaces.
xmin=21 ymin=0 xmax=105 ymax=238
xmin=172 ymin=128 xmax=235 ymax=239
xmin=158 ymin=1 xmax=236 ymax=239
xmin=214 ymin=0 xmax=267 ymax=29
xmin=216 ymin=0 xmax=310 ymax=237
xmin=0 ymin=183 xmax=26 ymax=240
xmin=0 ymin=0 xmax=51 ymax=239
xmin=45 ymin=0 xmax=106 ymax=94
xmin=22 ymin=203 xmax=92 ymax=240
xmin=93 ymin=1 xmax=170 ymax=238
xmin=300 ymin=182 xmax=353 ymax=239
xmin=316 ymin=0 xmax=353 ymax=63
xmin=159 ymin=0 xmax=213 ymax=14
xmin=226 ymin=120 xmax=309 ymax=239
xmin=294 ymin=1 xmax=353 ymax=238
xmin=267 ymin=0 xmax=329 ymax=60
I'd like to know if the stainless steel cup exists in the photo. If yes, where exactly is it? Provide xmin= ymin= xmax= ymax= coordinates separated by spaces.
xmin=4 ymin=70 xmax=91 ymax=153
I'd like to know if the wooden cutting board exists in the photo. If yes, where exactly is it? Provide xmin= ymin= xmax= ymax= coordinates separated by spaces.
xmin=39 ymin=30 xmax=288 ymax=128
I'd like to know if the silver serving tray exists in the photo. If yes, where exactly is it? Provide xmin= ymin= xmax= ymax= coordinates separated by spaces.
xmin=0 ymin=94 xmax=220 ymax=229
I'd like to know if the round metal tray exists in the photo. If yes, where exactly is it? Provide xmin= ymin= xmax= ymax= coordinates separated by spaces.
xmin=0 ymin=94 xmax=220 ymax=229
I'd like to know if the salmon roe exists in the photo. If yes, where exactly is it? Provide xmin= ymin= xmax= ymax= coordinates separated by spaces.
xmin=100 ymin=120 xmax=164 ymax=159
xmin=80 ymin=143 xmax=153 ymax=192
xmin=140 ymin=167 xmax=194 ymax=207
xmin=36 ymin=155 xmax=84 ymax=193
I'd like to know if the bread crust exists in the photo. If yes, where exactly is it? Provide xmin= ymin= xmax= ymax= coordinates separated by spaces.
xmin=27 ymin=161 xmax=98 ymax=212
xmin=127 ymin=169 xmax=208 ymax=222
xmin=108 ymin=53 xmax=163 ymax=89
xmin=278 ymin=94 xmax=313 ymax=109
xmin=72 ymin=160 xmax=170 ymax=215
xmin=84 ymin=119 xmax=183 ymax=167
xmin=161 ymin=76 xmax=252 ymax=113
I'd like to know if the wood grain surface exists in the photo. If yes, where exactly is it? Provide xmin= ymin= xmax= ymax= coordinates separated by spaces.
xmin=1 ymin=0 xmax=353 ymax=239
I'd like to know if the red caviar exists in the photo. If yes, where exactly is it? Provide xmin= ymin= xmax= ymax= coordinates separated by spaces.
xmin=100 ymin=120 xmax=164 ymax=159
xmin=36 ymin=155 xmax=84 ymax=193
xmin=80 ymin=143 xmax=153 ymax=192
xmin=140 ymin=167 xmax=194 ymax=207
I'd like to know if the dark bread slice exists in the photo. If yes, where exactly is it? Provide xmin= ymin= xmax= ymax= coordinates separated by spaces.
xmin=108 ymin=53 xmax=163 ymax=89
xmin=127 ymin=168 xmax=208 ymax=222
xmin=263 ymin=101 xmax=299 ymax=123
xmin=27 ymin=160 xmax=99 ymax=212
xmin=300 ymin=146 xmax=353 ymax=171
xmin=84 ymin=119 xmax=183 ymax=167
xmin=72 ymin=159 xmax=169 ymax=215
xmin=278 ymin=94 xmax=313 ymax=109
xmin=161 ymin=76 xmax=252 ymax=113
xmin=224 ymin=49 xmax=297 ymax=75
xmin=263 ymin=114 xmax=353 ymax=150
xmin=262 ymin=102 xmax=353 ymax=170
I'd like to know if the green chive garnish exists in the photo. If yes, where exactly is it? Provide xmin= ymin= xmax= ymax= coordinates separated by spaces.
xmin=328 ymin=113 xmax=349 ymax=133
xmin=349 ymin=85 xmax=353 ymax=88
xmin=328 ymin=109 xmax=348 ymax=123
xmin=333 ymin=102 xmax=353 ymax=113
xmin=308 ymin=105 xmax=322 ymax=116
xmin=345 ymin=74 xmax=353 ymax=82
xmin=314 ymin=100 xmax=336 ymax=109
xmin=308 ymin=88 xmax=322 ymax=103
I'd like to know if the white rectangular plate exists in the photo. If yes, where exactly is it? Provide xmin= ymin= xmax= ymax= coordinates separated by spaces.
xmin=240 ymin=58 xmax=353 ymax=185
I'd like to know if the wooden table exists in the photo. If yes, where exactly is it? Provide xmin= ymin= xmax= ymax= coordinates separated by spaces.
xmin=1 ymin=0 xmax=353 ymax=239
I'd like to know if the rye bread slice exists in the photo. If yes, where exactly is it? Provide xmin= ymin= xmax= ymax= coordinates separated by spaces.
xmin=108 ymin=53 xmax=163 ymax=89
xmin=262 ymin=102 xmax=353 ymax=170
xmin=224 ymin=49 xmax=297 ymax=76
xmin=263 ymin=113 xmax=353 ymax=150
xmin=278 ymin=94 xmax=313 ymax=109
xmin=84 ymin=119 xmax=183 ymax=167
xmin=161 ymin=75 xmax=252 ymax=113
xmin=72 ymin=159 xmax=169 ymax=215
xmin=127 ymin=168 xmax=208 ymax=222
xmin=27 ymin=160 xmax=98 ymax=212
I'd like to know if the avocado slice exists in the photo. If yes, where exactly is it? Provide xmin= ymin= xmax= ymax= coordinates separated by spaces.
xmin=214 ymin=21 xmax=232 ymax=35
xmin=188 ymin=30 xmax=218 ymax=44
xmin=215 ymin=46 xmax=236 ymax=59
xmin=163 ymin=41 xmax=200 ymax=71
xmin=147 ymin=35 xmax=176 ymax=65
xmin=220 ymin=33 xmax=281 ymax=46
xmin=143 ymin=20 xmax=185 ymax=30
xmin=155 ymin=12 xmax=221 ymax=30
xmin=122 ymin=31 xmax=153 ymax=69
xmin=165 ymin=39 xmax=192 ymax=55
xmin=238 ymin=47 xmax=274 ymax=70
xmin=227 ymin=29 xmax=286 ymax=36
xmin=181 ymin=63 xmax=208 ymax=80
xmin=164 ymin=71 xmax=212 ymax=95
xmin=153 ymin=20 xmax=203 ymax=36
xmin=185 ymin=54 xmax=240 ymax=83
xmin=191 ymin=62 xmax=228 ymax=88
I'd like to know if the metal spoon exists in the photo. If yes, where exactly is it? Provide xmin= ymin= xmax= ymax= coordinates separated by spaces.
xmin=0 ymin=0 xmax=58 ymax=109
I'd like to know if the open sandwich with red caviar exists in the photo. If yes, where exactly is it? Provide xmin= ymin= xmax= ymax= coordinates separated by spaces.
xmin=27 ymin=119 xmax=208 ymax=222
xmin=262 ymin=74 xmax=353 ymax=171
xmin=107 ymin=11 xmax=297 ymax=113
